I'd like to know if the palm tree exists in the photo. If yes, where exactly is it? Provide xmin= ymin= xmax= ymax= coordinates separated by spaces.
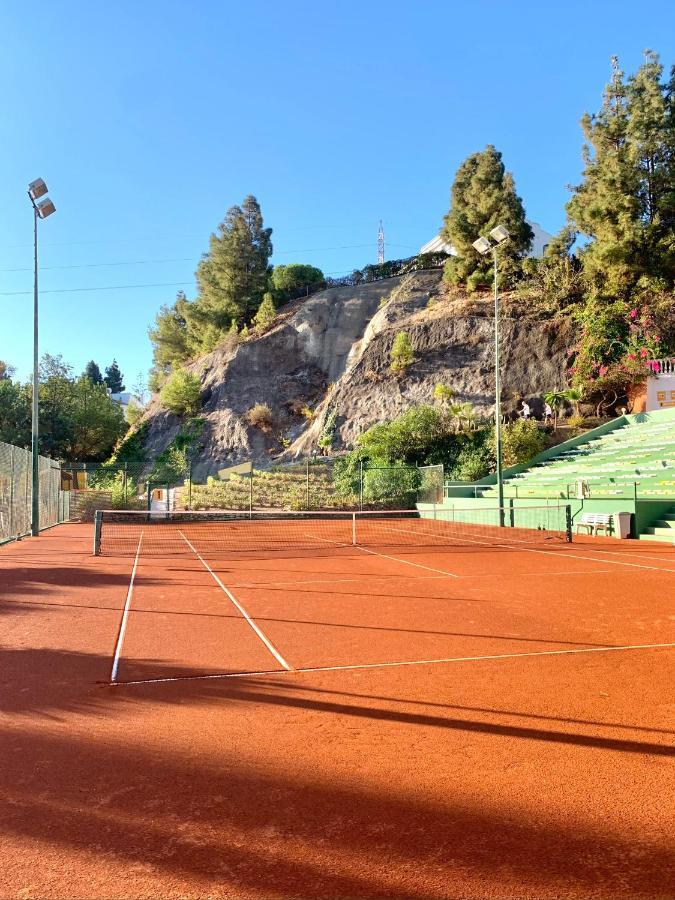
xmin=543 ymin=390 xmax=567 ymax=430
xmin=563 ymin=387 xmax=583 ymax=417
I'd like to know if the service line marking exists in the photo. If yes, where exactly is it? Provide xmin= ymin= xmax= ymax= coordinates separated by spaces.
xmin=110 ymin=532 xmax=143 ymax=682
xmin=307 ymin=533 xmax=460 ymax=578
xmin=107 ymin=640 xmax=675 ymax=687
xmin=178 ymin=531 xmax=292 ymax=671
xmin=228 ymin=567 xmax=616 ymax=591
xmin=390 ymin=522 xmax=675 ymax=575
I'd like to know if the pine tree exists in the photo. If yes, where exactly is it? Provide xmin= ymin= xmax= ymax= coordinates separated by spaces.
xmin=442 ymin=146 xmax=533 ymax=291
xmin=104 ymin=359 xmax=125 ymax=393
xmin=83 ymin=360 xmax=104 ymax=385
xmin=193 ymin=195 xmax=272 ymax=350
xmin=253 ymin=292 xmax=276 ymax=333
xmin=567 ymin=52 xmax=675 ymax=293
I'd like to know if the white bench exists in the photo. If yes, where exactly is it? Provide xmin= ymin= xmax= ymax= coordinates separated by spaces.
xmin=576 ymin=513 xmax=614 ymax=536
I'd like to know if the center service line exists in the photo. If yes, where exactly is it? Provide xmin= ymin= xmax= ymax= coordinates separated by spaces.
xmin=178 ymin=531 xmax=292 ymax=671
xmin=110 ymin=532 xmax=143 ymax=682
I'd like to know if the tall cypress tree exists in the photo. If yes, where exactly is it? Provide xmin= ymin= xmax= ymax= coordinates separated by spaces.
xmin=567 ymin=52 xmax=675 ymax=294
xmin=193 ymin=195 xmax=273 ymax=350
xmin=83 ymin=360 xmax=104 ymax=385
xmin=104 ymin=359 xmax=125 ymax=393
xmin=442 ymin=146 xmax=533 ymax=291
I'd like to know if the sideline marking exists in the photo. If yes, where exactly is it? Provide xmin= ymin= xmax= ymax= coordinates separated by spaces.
xmin=391 ymin=522 xmax=675 ymax=576
xmin=110 ymin=532 xmax=143 ymax=682
xmin=108 ymin=640 xmax=675 ymax=686
xmin=178 ymin=531 xmax=292 ymax=671
xmin=308 ymin=533 xmax=460 ymax=578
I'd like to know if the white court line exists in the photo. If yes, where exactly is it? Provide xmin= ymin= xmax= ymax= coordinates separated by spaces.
xmin=108 ymin=640 xmax=675 ymax=686
xmin=390 ymin=521 xmax=675 ymax=576
xmin=228 ymin=567 xmax=616 ymax=591
xmin=110 ymin=532 xmax=143 ymax=682
xmin=308 ymin=533 xmax=461 ymax=578
xmin=178 ymin=531 xmax=292 ymax=671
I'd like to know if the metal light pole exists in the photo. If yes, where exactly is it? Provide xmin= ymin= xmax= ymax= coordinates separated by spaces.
xmin=473 ymin=225 xmax=509 ymax=525
xmin=27 ymin=179 xmax=56 ymax=536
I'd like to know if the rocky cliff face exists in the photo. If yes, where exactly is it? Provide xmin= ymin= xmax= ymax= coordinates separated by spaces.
xmin=139 ymin=270 xmax=574 ymax=479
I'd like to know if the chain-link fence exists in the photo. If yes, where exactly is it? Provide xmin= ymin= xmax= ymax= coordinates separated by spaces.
xmin=0 ymin=440 xmax=70 ymax=544
xmin=184 ymin=459 xmax=436 ymax=512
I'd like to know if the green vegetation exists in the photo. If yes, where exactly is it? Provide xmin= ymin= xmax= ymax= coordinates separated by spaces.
xmin=442 ymin=145 xmax=533 ymax=292
xmin=104 ymin=359 xmax=125 ymax=393
xmin=159 ymin=368 xmax=202 ymax=416
xmin=433 ymin=383 xmax=456 ymax=405
xmin=488 ymin=419 xmax=546 ymax=469
xmin=0 ymin=354 xmax=127 ymax=461
xmin=83 ymin=360 xmax=104 ymax=385
xmin=389 ymin=331 xmax=414 ymax=374
xmin=271 ymin=264 xmax=325 ymax=302
xmin=253 ymin=292 xmax=277 ymax=334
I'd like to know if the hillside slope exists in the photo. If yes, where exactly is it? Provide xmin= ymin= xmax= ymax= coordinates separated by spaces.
xmin=139 ymin=270 xmax=573 ymax=479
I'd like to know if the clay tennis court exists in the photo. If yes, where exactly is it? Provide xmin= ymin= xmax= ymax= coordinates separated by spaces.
xmin=1 ymin=513 xmax=674 ymax=899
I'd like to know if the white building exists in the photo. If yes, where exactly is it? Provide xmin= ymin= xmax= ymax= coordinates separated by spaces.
xmin=420 ymin=221 xmax=553 ymax=259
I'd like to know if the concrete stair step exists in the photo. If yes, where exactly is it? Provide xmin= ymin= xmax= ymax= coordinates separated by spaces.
xmin=639 ymin=532 xmax=675 ymax=543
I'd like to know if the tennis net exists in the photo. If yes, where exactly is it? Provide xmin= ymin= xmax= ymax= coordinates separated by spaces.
xmin=93 ymin=505 xmax=573 ymax=556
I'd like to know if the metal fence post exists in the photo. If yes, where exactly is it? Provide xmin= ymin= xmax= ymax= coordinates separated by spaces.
xmin=8 ymin=444 xmax=15 ymax=537
xmin=306 ymin=458 xmax=310 ymax=510
xmin=123 ymin=463 xmax=128 ymax=506
xmin=249 ymin=461 xmax=253 ymax=517
xmin=359 ymin=460 xmax=364 ymax=511
xmin=188 ymin=462 xmax=192 ymax=508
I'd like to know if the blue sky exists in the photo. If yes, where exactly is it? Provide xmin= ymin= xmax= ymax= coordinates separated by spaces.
xmin=2 ymin=0 xmax=674 ymax=388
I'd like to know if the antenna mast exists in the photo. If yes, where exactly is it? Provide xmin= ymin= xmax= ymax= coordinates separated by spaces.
xmin=377 ymin=220 xmax=384 ymax=264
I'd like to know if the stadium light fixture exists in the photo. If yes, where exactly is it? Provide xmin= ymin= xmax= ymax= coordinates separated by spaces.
xmin=28 ymin=178 xmax=49 ymax=202
xmin=27 ymin=178 xmax=56 ymax=536
xmin=473 ymin=224 xmax=510 ymax=525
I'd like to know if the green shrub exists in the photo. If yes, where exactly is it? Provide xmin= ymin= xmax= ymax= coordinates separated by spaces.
xmin=490 ymin=419 xmax=546 ymax=469
xmin=125 ymin=400 xmax=144 ymax=426
xmin=390 ymin=331 xmax=414 ymax=374
xmin=159 ymin=368 xmax=201 ymax=416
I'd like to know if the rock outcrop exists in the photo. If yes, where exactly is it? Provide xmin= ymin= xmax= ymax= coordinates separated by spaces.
xmin=138 ymin=270 xmax=573 ymax=478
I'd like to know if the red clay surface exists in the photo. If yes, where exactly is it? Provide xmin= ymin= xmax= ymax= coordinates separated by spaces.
xmin=1 ymin=521 xmax=674 ymax=899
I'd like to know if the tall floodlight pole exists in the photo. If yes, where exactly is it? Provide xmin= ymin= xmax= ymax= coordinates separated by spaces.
xmin=472 ymin=225 xmax=509 ymax=525
xmin=27 ymin=179 xmax=56 ymax=536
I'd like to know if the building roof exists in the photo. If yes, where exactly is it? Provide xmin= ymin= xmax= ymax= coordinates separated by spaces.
xmin=420 ymin=221 xmax=553 ymax=259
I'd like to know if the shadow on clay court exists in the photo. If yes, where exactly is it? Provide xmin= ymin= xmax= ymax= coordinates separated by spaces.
xmin=0 ymin=678 xmax=673 ymax=898
xmin=1 ymin=647 xmax=673 ymax=760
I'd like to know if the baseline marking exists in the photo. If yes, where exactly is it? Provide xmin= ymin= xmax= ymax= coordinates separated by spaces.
xmin=107 ymin=640 xmax=675 ymax=686
xmin=178 ymin=531 xmax=292 ymax=671
xmin=110 ymin=532 xmax=143 ymax=682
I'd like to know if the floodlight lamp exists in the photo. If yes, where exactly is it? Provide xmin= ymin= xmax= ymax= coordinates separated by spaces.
xmin=472 ymin=236 xmax=492 ymax=255
xmin=36 ymin=198 xmax=56 ymax=219
xmin=490 ymin=225 xmax=509 ymax=244
xmin=28 ymin=178 xmax=48 ymax=202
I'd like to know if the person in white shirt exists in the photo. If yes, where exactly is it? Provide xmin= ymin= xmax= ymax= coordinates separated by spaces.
xmin=544 ymin=402 xmax=553 ymax=423
xmin=521 ymin=400 xmax=531 ymax=420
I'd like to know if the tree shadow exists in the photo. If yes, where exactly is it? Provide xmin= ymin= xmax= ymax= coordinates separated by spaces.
xmin=2 ymin=647 xmax=673 ymax=761
xmin=0 ymin=704 xmax=672 ymax=897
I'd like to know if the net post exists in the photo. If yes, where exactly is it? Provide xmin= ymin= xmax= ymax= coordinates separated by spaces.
xmin=352 ymin=512 xmax=356 ymax=545
xmin=565 ymin=504 xmax=573 ymax=543
xmin=93 ymin=509 xmax=102 ymax=556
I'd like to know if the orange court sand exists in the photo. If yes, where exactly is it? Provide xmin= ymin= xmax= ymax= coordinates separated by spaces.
xmin=1 ymin=521 xmax=673 ymax=899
